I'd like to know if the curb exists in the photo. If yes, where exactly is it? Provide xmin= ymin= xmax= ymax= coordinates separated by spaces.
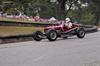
xmin=0 ymin=35 xmax=33 ymax=44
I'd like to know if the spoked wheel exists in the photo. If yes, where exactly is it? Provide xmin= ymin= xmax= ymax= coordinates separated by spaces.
xmin=32 ymin=31 xmax=43 ymax=41
xmin=77 ymin=28 xmax=85 ymax=38
xmin=46 ymin=30 xmax=58 ymax=41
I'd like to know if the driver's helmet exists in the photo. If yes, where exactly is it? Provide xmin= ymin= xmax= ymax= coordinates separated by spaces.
xmin=65 ymin=18 xmax=71 ymax=23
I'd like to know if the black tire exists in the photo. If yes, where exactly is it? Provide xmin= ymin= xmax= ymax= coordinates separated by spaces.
xmin=77 ymin=28 xmax=85 ymax=38
xmin=32 ymin=31 xmax=43 ymax=41
xmin=46 ymin=30 xmax=58 ymax=41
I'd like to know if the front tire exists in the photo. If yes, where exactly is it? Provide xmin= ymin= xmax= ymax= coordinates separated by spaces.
xmin=32 ymin=31 xmax=43 ymax=41
xmin=46 ymin=30 xmax=58 ymax=41
xmin=77 ymin=28 xmax=85 ymax=38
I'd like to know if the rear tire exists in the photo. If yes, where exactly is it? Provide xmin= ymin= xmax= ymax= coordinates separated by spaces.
xmin=77 ymin=28 xmax=85 ymax=38
xmin=32 ymin=31 xmax=43 ymax=41
xmin=46 ymin=30 xmax=58 ymax=41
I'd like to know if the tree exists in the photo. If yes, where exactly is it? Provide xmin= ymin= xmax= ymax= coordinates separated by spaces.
xmin=91 ymin=0 xmax=100 ymax=26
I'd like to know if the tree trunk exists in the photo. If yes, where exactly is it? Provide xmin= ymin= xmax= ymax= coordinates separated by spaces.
xmin=95 ymin=12 xmax=99 ymax=26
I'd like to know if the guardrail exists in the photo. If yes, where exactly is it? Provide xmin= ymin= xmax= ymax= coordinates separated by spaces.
xmin=83 ymin=25 xmax=98 ymax=33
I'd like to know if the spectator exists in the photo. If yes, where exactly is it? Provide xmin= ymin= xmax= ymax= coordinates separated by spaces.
xmin=34 ymin=15 xmax=40 ymax=22
xmin=0 ymin=11 xmax=3 ymax=17
xmin=49 ymin=17 xmax=57 ymax=24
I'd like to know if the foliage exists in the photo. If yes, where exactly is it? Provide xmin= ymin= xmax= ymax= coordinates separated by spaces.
xmin=81 ymin=12 xmax=95 ymax=25
xmin=0 ymin=0 xmax=100 ymax=25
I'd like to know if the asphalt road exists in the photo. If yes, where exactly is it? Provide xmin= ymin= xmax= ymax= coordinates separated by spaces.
xmin=0 ymin=31 xmax=100 ymax=66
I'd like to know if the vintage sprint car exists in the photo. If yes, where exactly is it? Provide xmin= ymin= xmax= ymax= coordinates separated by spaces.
xmin=32 ymin=23 xmax=85 ymax=41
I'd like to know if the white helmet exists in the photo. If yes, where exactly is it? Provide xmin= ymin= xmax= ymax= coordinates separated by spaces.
xmin=65 ymin=18 xmax=70 ymax=22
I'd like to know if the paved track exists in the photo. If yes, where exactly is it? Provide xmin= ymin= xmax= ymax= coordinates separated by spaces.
xmin=0 ymin=31 xmax=100 ymax=66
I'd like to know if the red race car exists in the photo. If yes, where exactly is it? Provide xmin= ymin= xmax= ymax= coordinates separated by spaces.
xmin=32 ymin=23 xmax=85 ymax=41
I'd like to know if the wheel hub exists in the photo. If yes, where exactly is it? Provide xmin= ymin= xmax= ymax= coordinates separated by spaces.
xmin=50 ymin=32 xmax=57 ymax=39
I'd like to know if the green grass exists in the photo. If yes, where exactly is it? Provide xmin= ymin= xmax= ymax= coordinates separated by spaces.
xmin=0 ymin=26 xmax=44 ymax=37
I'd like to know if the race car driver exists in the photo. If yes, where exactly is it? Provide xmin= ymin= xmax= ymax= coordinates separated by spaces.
xmin=65 ymin=18 xmax=73 ymax=28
